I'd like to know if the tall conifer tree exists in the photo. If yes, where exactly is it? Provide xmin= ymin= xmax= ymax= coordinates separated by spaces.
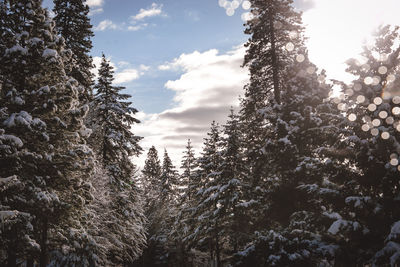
xmin=53 ymin=0 xmax=94 ymax=101
xmin=0 ymin=0 xmax=94 ymax=265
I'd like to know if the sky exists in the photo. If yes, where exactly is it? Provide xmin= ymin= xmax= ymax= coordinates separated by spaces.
xmin=43 ymin=0 xmax=400 ymax=168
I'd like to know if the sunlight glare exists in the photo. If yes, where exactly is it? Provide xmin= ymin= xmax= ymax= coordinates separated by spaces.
xmin=242 ymin=0 xmax=251 ymax=10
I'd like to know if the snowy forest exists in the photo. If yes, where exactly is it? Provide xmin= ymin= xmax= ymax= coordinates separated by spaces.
xmin=1 ymin=0 xmax=400 ymax=266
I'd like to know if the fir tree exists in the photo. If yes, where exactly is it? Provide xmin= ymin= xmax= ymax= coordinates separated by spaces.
xmin=160 ymin=149 xmax=178 ymax=201
xmin=0 ymin=0 xmax=94 ymax=265
xmin=53 ymin=0 xmax=94 ymax=101
xmin=238 ymin=0 xmax=306 ymax=232
xmin=328 ymin=25 xmax=400 ymax=266
xmin=236 ymin=0 xmax=345 ymax=265
xmin=142 ymin=145 xmax=162 ymax=196
xmin=187 ymin=121 xmax=224 ymax=266
xmin=218 ymin=109 xmax=248 ymax=257
xmin=180 ymin=139 xmax=198 ymax=201
xmin=90 ymin=53 xmax=146 ymax=264
xmin=91 ymin=53 xmax=142 ymax=182
xmin=140 ymin=146 xmax=171 ymax=266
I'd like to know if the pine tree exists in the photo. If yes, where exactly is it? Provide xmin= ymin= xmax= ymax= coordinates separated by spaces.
xmin=238 ymin=0 xmax=307 ymax=235
xmin=53 ymin=0 xmax=94 ymax=101
xmin=0 ymin=0 xmax=94 ymax=265
xmin=139 ymin=146 xmax=170 ymax=266
xmin=171 ymin=139 xmax=198 ymax=267
xmin=235 ymin=0 xmax=346 ymax=265
xmin=90 ymin=54 xmax=146 ymax=264
xmin=187 ymin=121 xmax=224 ymax=266
xmin=217 ymin=109 xmax=248 ymax=257
xmin=327 ymin=25 xmax=400 ymax=266
xmin=180 ymin=139 xmax=198 ymax=201
xmin=160 ymin=149 xmax=178 ymax=201
xmin=91 ymin=53 xmax=142 ymax=182
xmin=142 ymin=145 xmax=162 ymax=196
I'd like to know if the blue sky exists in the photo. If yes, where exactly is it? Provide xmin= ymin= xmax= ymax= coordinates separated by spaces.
xmin=43 ymin=0 xmax=400 ymax=167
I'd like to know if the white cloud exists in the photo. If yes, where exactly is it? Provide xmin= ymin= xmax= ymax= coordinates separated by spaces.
xmin=127 ymin=23 xmax=149 ymax=31
xmin=134 ymin=46 xmax=249 ymax=168
xmin=131 ymin=3 xmax=164 ymax=21
xmin=89 ymin=7 xmax=103 ymax=16
xmin=115 ymin=69 xmax=140 ymax=84
xmin=94 ymin=19 xmax=117 ymax=31
xmin=140 ymin=64 xmax=150 ymax=71
xmin=158 ymin=64 xmax=171 ymax=71
xmin=118 ymin=61 xmax=130 ymax=67
xmin=86 ymin=0 xmax=104 ymax=7
xmin=92 ymin=57 xmax=148 ymax=84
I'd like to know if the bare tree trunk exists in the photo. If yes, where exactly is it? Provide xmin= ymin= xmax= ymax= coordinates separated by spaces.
xmin=7 ymin=249 xmax=16 ymax=267
xmin=40 ymin=218 xmax=48 ymax=267
xmin=269 ymin=10 xmax=280 ymax=104
xmin=27 ymin=258 xmax=34 ymax=267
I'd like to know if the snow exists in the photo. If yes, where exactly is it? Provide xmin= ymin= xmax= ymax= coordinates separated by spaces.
xmin=345 ymin=196 xmax=371 ymax=208
xmin=328 ymin=219 xmax=362 ymax=235
xmin=39 ymin=85 xmax=50 ymax=93
xmin=323 ymin=211 xmax=342 ymax=220
xmin=0 ymin=175 xmax=17 ymax=186
xmin=4 ymin=111 xmax=33 ymax=128
xmin=0 ymin=210 xmax=19 ymax=221
xmin=29 ymin=37 xmax=43 ymax=45
xmin=387 ymin=221 xmax=400 ymax=241
xmin=328 ymin=219 xmax=347 ymax=235
xmin=278 ymin=136 xmax=291 ymax=145
xmin=42 ymin=48 xmax=58 ymax=58
xmin=237 ymin=199 xmax=257 ymax=208
xmin=0 ymin=134 xmax=23 ymax=147
xmin=5 ymin=44 xmax=28 ymax=55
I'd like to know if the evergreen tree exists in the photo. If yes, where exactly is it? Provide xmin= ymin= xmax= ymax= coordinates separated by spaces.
xmin=0 ymin=0 xmax=94 ymax=265
xmin=142 ymin=145 xmax=162 ymax=196
xmin=236 ymin=0 xmax=346 ymax=265
xmin=180 ymin=139 xmax=198 ymax=201
xmin=139 ymin=146 xmax=170 ymax=266
xmin=160 ymin=149 xmax=178 ymax=201
xmin=91 ymin=53 xmax=142 ymax=182
xmin=53 ymin=0 xmax=94 ymax=101
xmin=328 ymin=25 xmax=400 ymax=266
xmin=238 ymin=0 xmax=307 ymax=234
xmin=90 ymin=53 xmax=146 ymax=264
xmin=171 ymin=139 xmax=198 ymax=267
xmin=187 ymin=121 xmax=224 ymax=266
xmin=217 ymin=109 xmax=248 ymax=258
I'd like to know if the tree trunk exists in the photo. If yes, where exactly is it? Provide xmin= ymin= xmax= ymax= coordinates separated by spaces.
xmin=7 ymin=249 xmax=16 ymax=267
xmin=269 ymin=11 xmax=280 ymax=104
xmin=215 ymin=226 xmax=221 ymax=267
xmin=40 ymin=218 xmax=48 ymax=267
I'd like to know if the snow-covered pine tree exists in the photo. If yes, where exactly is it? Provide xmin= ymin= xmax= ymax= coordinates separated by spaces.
xmin=90 ymin=53 xmax=146 ymax=264
xmin=180 ymin=139 xmax=198 ymax=201
xmin=91 ymin=53 xmax=142 ymax=181
xmin=142 ymin=145 xmax=162 ymax=197
xmin=186 ymin=121 xmax=224 ymax=266
xmin=235 ymin=0 xmax=346 ymax=265
xmin=327 ymin=25 xmax=400 ymax=266
xmin=0 ymin=4 xmax=38 ymax=265
xmin=53 ymin=0 xmax=94 ymax=102
xmin=238 ymin=0 xmax=307 ymax=236
xmin=139 ymin=146 xmax=170 ymax=266
xmin=0 ymin=0 xmax=94 ymax=265
xmin=217 ymin=109 xmax=248 ymax=259
xmin=170 ymin=139 xmax=198 ymax=267
xmin=160 ymin=149 xmax=178 ymax=201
